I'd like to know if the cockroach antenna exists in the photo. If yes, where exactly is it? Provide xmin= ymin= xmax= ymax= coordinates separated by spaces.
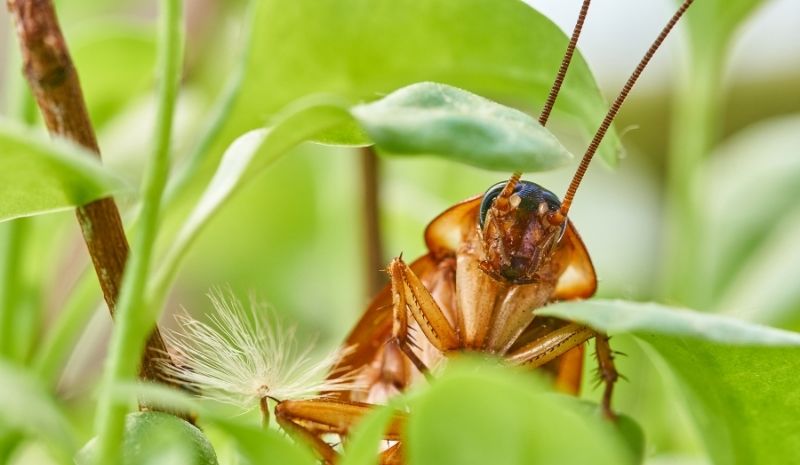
xmin=538 ymin=0 xmax=592 ymax=127
xmin=509 ymin=0 xmax=592 ymax=181
xmin=558 ymin=0 xmax=694 ymax=218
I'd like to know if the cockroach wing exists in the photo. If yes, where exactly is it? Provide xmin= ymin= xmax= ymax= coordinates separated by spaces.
xmin=552 ymin=222 xmax=597 ymax=300
xmin=424 ymin=195 xmax=482 ymax=259
xmin=328 ymin=254 xmax=438 ymax=379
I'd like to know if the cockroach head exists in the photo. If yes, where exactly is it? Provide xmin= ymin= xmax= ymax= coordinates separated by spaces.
xmin=478 ymin=177 xmax=567 ymax=284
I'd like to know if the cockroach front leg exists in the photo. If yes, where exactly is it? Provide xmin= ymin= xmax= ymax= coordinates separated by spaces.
xmin=387 ymin=257 xmax=460 ymax=376
xmin=274 ymin=399 xmax=404 ymax=465
xmin=506 ymin=324 xmax=619 ymax=419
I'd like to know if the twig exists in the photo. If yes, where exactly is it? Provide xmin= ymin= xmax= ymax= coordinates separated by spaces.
xmin=5 ymin=0 xmax=176 ymax=391
xmin=360 ymin=146 xmax=386 ymax=296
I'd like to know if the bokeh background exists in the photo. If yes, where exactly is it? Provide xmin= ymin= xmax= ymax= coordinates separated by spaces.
xmin=1 ymin=0 xmax=799 ymax=463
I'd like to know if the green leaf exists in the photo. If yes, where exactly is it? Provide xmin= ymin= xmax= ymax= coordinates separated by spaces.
xmin=211 ymin=419 xmax=316 ymax=465
xmin=703 ymin=116 xmax=800 ymax=326
xmin=0 ymin=361 xmax=76 ymax=462
xmin=406 ymin=360 xmax=635 ymax=465
xmin=70 ymin=22 xmax=157 ymax=127
xmin=0 ymin=120 xmax=124 ymax=223
xmin=220 ymin=0 xmax=619 ymax=169
xmin=717 ymin=208 xmax=800 ymax=329
xmin=339 ymin=402 xmax=398 ymax=465
xmin=563 ymin=399 xmax=645 ymax=463
xmin=540 ymin=299 xmax=800 ymax=465
xmin=149 ymin=96 xmax=352 ymax=306
xmin=352 ymin=82 xmax=573 ymax=171
xmin=76 ymin=412 xmax=219 ymax=465
xmin=114 ymin=382 xmax=316 ymax=465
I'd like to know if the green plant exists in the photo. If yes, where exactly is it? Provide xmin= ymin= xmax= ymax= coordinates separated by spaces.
xmin=0 ymin=0 xmax=798 ymax=464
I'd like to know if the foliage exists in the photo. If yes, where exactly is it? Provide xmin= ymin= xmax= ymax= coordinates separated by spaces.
xmin=75 ymin=412 xmax=218 ymax=465
xmin=0 ymin=0 xmax=797 ymax=464
xmin=0 ymin=121 xmax=124 ymax=222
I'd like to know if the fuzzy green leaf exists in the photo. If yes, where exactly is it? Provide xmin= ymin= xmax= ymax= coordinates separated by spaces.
xmin=352 ymin=82 xmax=573 ymax=171
xmin=540 ymin=299 xmax=800 ymax=465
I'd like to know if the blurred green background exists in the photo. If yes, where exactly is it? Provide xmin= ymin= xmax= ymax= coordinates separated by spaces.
xmin=1 ymin=0 xmax=799 ymax=463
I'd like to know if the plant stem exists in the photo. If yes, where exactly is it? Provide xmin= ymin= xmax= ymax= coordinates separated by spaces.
xmin=30 ymin=6 xmax=253 ymax=387
xmin=360 ymin=146 xmax=386 ymax=297
xmin=0 ymin=221 xmax=26 ymax=360
xmin=161 ymin=31 xmax=249 ymax=208
xmin=662 ymin=44 xmax=724 ymax=308
xmin=94 ymin=0 xmax=184 ymax=462
xmin=5 ymin=0 xmax=176 ymax=385
xmin=33 ymin=271 xmax=98 ymax=384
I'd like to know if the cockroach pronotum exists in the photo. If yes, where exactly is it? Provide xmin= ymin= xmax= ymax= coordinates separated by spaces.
xmin=167 ymin=1 xmax=696 ymax=464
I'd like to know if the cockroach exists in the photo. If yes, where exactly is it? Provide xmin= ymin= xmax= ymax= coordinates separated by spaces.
xmin=273 ymin=1 xmax=695 ymax=463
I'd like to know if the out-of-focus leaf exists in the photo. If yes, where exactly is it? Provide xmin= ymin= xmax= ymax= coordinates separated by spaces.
xmin=70 ymin=22 xmax=157 ymax=127
xmin=115 ymin=382 xmax=315 ymax=465
xmin=0 ymin=361 xmax=76 ymax=462
xmin=717 ymin=208 xmax=800 ymax=329
xmin=702 ymin=116 xmax=800 ymax=324
xmin=339 ymin=402 xmax=398 ymax=465
xmin=213 ymin=419 xmax=317 ymax=465
xmin=352 ymin=82 xmax=573 ymax=171
xmin=615 ymin=414 xmax=646 ymax=463
xmin=0 ymin=120 xmax=124 ymax=223
xmin=541 ymin=299 xmax=800 ymax=465
xmin=76 ymin=412 xmax=218 ymax=465
xmin=150 ymin=97 xmax=351 ymax=304
xmin=563 ymin=397 xmax=646 ymax=463
xmin=683 ymin=0 xmax=771 ymax=49
xmin=406 ymin=360 xmax=635 ymax=465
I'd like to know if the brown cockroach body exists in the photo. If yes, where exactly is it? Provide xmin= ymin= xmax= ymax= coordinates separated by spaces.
xmin=329 ymin=181 xmax=599 ymax=400
xmin=274 ymin=1 xmax=695 ymax=463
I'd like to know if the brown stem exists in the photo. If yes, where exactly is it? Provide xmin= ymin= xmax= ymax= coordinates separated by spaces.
xmin=6 ymin=0 xmax=177 ymax=394
xmin=360 ymin=146 xmax=386 ymax=297
xmin=259 ymin=396 xmax=270 ymax=429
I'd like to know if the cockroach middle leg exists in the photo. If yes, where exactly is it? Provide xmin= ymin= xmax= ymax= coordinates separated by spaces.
xmin=387 ymin=256 xmax=460 ymax=376
xmin=274 ymin=399 xmax=404 ymax=464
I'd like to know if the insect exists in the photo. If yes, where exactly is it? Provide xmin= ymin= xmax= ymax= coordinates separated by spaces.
xmin=272 ymin=0 xmax=695 ymax=463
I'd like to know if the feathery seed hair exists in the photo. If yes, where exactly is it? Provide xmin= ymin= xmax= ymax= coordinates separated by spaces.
xmin=160 ymin=290 xmax=361 ymax=411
